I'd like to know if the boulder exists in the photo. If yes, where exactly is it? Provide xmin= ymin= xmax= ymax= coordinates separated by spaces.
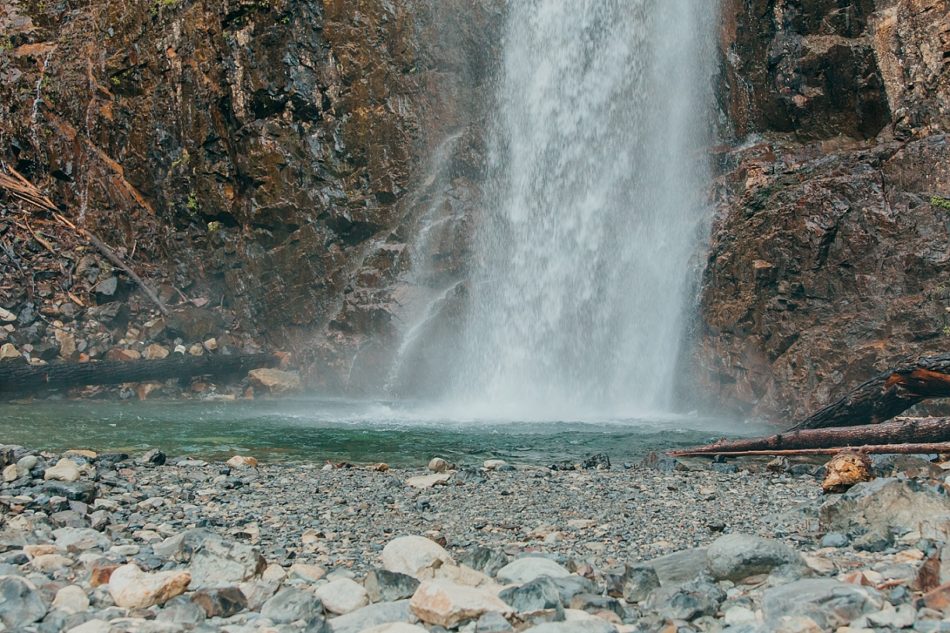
xmin=52 ymin=585 xmax=89 ymax=613
xmin=496 ymin=557 xmax=571 ymax=585
xmin=248 ymin=368 xmax=302 ymax=394
xmin=155 ymin=529 xmax=266 ymax=589
xmin=191 ymin=587 xmax=248 ymax=618
xmin=520 ymin=621 xmax=617 ymax=633
xmin=820 ymin=478 xmax=950 ymax=541
xmin=261 ymin=587 xmax=323 ymax=624
xmin=706 ymin=533 xmax=803 ymax=581
xmin=645 ymin=548 xmax=708 ymax=585
xmin=499 ymin=576 xmax=564 ymax=614
xmin=362 ymin=624 xmax=429 ymax=633
xmin=328 ymin=600 xmax=414 ymax=633
xmin=648 ymin=578 xmax=725 ymax=622
xmin=108 ymin=563 xmax=191 ymax=608
xmin=43 ymin=481 xmax=96 ymax=503
xmin=53 ymin=528 xmax=110 ymax=552
xmin=0 ymin=575 xmax=48 ymax=628
xmin=428 ymin=457 xmax=451 ymax=472
xmin=761 ymin=579 xmax=882 ymax=630
xmin=410 ymin=579 xmax=513 ymax=628
xmin=226 ymin=455 xmax=259 ymax=469
xmin=406 ymin=473 xmax=451 ymax=489
xmin=382 ymin=536 xmax=455 ymax=578
xmin=44 ymin=458 xmax=81 ymax=482
xmin=822 ymin=453 xmax=872 ymax=493
xmin=315 ymin=578 xmax=369 ymax=615
xmin=364 ymin=569 xmax=421 ymax=603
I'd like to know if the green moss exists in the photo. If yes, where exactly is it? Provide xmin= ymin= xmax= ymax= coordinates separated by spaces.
xmin=170 ymin=149 xmax=190 ymax=170
xmin=931 ymin=195 xmax=950 ymax=210
xmin=943 ymin=325 xmax=950 ymax=337
xmin=0 ymin=36 xmax=12 ymax=53
xmin=186 ymin=193 xmax=199 ymax=213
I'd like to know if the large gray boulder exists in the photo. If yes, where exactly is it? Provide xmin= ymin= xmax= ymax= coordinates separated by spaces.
xmin=644 ymin=548 xmax=708 ymax=585
xmin=329 ymin=599 xmax=415 ymax=633
xmin=820 ymin=477 xmax=950 ymax=541
xmin=0 ymin=576 xmax=48 ymax=628
xmin=706 ymin=534 xmax=803 ymax=581
xmin=762 ymin=579 xmax=882 ymax=629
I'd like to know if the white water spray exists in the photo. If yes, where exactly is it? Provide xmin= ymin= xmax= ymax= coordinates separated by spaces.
xmin=446 ymin=0 xmax=718 ymax=418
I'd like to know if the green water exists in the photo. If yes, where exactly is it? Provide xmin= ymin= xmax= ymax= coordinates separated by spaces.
xmin=0 ymin=398 xmax=772 ymax=465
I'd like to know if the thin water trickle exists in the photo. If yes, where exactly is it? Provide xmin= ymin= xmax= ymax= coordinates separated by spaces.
xmin=29 ymin=51 xmax=54 ymax=159
xmin=444 ymin=0 xmax=718 ymax=418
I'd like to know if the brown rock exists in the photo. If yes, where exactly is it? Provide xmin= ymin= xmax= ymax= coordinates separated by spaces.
xmin=922 ymin=582 xmax=950 ymax=612
xmin=192 ymin=587 xmax=247 ymax=618
xmin=247 ymin=368 xmax=302 ymax=394
xmin=144 ymin=344 xmax=170 ymax=360
xmin=108 ymin=563 xmax=191 ymax=608
xmin=90 ymin=563 xmax=119 ymax=587
xmin=409 ymin=580 xmax=512 ymax=628
xmin=106 ymin=348 xmax=141 ymax=362
xmin=822 ymin=453 xmax=872 ymax=493
xmin=226 ymin=455 xmax=258 ymax=469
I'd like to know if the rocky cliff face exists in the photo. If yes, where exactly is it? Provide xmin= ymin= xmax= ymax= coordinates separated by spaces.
xmin=700 ymin=0 xmax=950 ymax=420
xmin=4 ymin=0 xmax=949 ymax=414
xmin=0 ymin=0 xmax=497 ymax=392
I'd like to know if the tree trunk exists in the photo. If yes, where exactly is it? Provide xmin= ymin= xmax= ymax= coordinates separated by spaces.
xmin=669 ymin=417 xmax=950 ymax=457
xmin=789 ymin=353 xmax=950 ymax=430
xmin=0 ymin=353 xmax=277 ymax=395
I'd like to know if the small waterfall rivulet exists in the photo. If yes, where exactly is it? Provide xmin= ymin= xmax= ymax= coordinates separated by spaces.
xmin=444 ymin=0 xmax=718 ymax=418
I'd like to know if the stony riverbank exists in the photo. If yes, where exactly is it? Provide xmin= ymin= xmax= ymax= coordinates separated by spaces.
xmin=0 ymin=447 xmax=948 ymax=632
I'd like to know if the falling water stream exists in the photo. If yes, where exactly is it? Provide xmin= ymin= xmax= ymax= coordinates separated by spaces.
xmin=0 ymin=2 xmax=743 ymax=464
xmin=445 ymin=0 xmax=718 ymax=418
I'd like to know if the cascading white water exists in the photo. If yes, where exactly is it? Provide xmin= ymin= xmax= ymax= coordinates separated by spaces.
xmin=448 ymin=0 xmax=717 ymax=418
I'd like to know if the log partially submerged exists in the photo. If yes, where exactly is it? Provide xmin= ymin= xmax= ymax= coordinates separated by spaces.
xmin=669 ymin=417 xmax=950 ymax=457
xmin=789 ymin=353 xmax=950 ymax=430
xmin=0 ymin=353 xmax=278 ymax=395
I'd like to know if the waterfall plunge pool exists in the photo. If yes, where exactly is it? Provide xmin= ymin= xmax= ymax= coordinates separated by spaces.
xmin=0 ymin=398 xmax=773 ymax=465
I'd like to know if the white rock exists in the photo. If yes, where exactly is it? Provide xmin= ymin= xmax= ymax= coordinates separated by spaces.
xmin=0 ymin=307 xmax=15 ymax=321
xmin=410 ymin=579 xmax=513 ymax=628
xmin=382 ymin=536 xmax=455 ymax=578
xmin=31 ymin=554 xmax=73 ymax=572
xmin=108 ymin=563 xmax=191 ymax=608
xmin=2 ymin=464 xmax=17 ymax=482
xmin=17 ymin=455 xmax=38 ymax=474
xmin=724 ymin=606 xmax=757 ymax=627
xmin=362 ymin=624 xmax=430 ymax=633
xmin=495 ymin=557 xmax=571 ymax=585
xmin=44 ymin=459 xmax=81 ymax=482
xmin=406 ymin=473 xmax=451 ymax=490
xmin=315 ymin=578 xmax=369 ymax=615
xmin=428 ymin=458 xmax=450 ymax=473
xmin=289 ymin=563 xmax=325 ymax=583
xmin=67 ymin=619 xmax=110 ymax=633
xmin=54 ymin=528 xmax=110 ymax=552
xmin=53 ymin=585 xmax=90 ymax=613
xmin=226 ymin=455 xmax=258 ymax=469
xmin=483 ymin=459 xmax=509 ymax=471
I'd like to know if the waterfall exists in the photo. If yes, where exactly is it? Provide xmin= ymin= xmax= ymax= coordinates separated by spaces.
xmin=446 ymin=0 xmax=718 ymax=418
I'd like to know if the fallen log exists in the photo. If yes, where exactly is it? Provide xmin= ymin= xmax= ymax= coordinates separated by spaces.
xmin=669 ymin=417 xmax=950 ymax=457
xmin=0 ymin=353 xmax=278 ymax=395
xmin=670 ymin=442 xmax=950 ymax=458
xmin=789 ymin=353 xmax=950 ymax=430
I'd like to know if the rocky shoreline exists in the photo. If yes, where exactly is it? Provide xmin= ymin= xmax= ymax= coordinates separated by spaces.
xmin=1 ymin=447 xmax=948 ymax=632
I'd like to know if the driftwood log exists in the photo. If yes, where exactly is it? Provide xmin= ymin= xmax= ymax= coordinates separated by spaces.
xmin=789 ymin=353 xmax=950 ymax=430
xmin=0 ymin=353 xmax=277 ymax=395
xmin=669 ymin=417 xmax=950 ymax=457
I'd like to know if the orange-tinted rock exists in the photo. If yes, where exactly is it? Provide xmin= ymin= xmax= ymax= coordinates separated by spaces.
xmin=822 ymin=453 xmax=873 ymax=493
